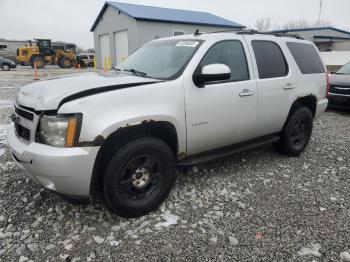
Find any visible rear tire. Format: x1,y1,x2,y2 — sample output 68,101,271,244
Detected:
103,137,177,218
273,106,313,157
58,57,72,68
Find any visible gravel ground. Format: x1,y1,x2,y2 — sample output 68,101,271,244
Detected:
1,67,350,262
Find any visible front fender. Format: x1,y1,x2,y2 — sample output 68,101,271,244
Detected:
58,79,187,154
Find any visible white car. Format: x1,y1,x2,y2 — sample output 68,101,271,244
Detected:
77,53,95,67
7,31,328,217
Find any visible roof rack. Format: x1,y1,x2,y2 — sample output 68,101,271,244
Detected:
193,28,241,36
237,29,304,39
193,28,304,40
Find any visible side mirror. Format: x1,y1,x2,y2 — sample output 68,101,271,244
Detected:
193,64,231,88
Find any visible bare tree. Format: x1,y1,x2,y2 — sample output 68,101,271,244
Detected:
282,19,310,30
279,19,332,30
313,19,332,27
255,18,272,32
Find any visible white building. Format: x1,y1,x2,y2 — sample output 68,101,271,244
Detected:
272,27,350,52
90,2,246,68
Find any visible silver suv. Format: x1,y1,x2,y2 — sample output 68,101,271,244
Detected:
7,31,328,217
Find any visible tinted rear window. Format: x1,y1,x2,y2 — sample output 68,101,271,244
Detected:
252,41,288,79
286,42,325,74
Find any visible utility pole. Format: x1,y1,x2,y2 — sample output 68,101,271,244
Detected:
318,0,323,24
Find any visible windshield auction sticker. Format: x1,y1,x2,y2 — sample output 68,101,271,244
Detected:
176,41,199,48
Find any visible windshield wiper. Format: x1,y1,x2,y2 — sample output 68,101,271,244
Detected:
123,68,148,78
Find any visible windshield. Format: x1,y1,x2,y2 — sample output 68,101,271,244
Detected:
115,39,202,80
336,62,350,74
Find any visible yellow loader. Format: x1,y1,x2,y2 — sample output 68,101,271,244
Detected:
17,39,76,69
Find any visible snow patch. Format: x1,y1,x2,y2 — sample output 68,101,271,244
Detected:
155,213,179,228
0,86,18,90
340,251,350,261
0,100,12,108
109,240,120,246
0,124,9,145
0,148,5,157
298,243,322,257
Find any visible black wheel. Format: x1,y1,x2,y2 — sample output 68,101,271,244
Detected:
59,57,72,68
30,56,45,68
103,137,177,218
274,106,313,156
1,64,10,71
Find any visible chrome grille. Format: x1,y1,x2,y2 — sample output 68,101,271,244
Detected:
13,104,38,142
15,122,30,141
15,106,34,121
329,85,350,96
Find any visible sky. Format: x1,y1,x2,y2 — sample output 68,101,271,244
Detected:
0,0,349,49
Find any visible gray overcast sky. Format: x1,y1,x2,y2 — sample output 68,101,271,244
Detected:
0,0,349,49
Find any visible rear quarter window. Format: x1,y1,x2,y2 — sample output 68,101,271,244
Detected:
286,42,325,74
252,41,288,79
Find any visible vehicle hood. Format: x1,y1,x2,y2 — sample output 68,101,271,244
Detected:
330,73,350,86
16,71,160,111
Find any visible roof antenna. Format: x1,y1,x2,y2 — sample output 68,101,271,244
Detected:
194,29,201,36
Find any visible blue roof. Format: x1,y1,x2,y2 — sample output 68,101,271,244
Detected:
313,35,350,41
91,2,245,31
272,27,350,36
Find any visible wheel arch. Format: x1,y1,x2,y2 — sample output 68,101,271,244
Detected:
292,95,317,117
281,94,317,132
89,120,179,197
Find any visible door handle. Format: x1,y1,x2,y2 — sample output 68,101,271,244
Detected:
239,89,255,97
284,83,295,90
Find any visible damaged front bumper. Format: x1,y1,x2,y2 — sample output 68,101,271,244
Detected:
6,124,99,197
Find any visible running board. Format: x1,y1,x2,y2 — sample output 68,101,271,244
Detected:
177,135,280,166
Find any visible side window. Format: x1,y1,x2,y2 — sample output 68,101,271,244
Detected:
252,41,288,79
286,42,325,74
198,40,250,82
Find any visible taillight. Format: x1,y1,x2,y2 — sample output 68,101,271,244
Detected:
325,73,330,97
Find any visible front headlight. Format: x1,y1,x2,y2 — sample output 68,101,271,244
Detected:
37,114,81,147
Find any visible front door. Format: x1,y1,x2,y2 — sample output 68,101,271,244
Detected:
184,40,258,155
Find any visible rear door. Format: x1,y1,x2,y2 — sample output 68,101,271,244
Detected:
245,37,297,136
184,39,258,155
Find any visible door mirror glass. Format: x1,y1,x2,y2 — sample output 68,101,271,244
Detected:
193,64,231,87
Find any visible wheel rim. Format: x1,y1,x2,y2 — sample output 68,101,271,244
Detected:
290,119,307,147
119,154,162,200
3,65,9,70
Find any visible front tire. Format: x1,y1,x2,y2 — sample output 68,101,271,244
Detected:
1,64,10,71
274,106,313,156
103,137,177,218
